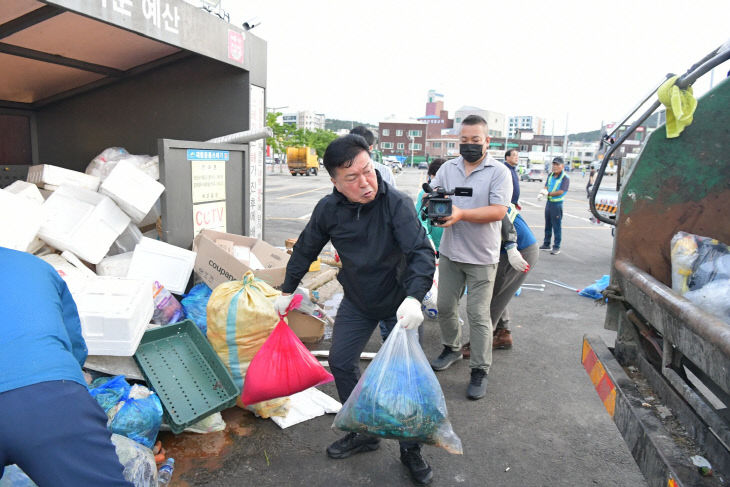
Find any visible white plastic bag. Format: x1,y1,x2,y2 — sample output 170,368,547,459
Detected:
684,279,730,324
421,265,438,319
86,148,159,182
111,433,157,487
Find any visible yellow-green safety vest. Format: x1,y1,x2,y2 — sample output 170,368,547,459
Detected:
547,172,566,202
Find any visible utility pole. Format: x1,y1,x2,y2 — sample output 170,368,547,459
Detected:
504,115,510,157
562,113,569,169
549,119,555,169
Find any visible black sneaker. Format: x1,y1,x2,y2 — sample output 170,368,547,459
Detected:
551,247,561,255
400,446,433,485
467,369,488,400
326,432,380,459
539,244,551,250
430,345,463,371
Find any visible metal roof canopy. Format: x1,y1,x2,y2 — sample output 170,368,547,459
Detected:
0,0,265,109
0,0,266,172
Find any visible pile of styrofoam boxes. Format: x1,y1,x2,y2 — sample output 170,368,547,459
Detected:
0,151,196,356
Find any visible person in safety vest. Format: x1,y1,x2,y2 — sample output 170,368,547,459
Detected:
538,157,570,255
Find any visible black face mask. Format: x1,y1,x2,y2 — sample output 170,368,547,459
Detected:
459,144,484,163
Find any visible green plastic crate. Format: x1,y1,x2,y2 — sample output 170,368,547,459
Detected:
134,320,239,434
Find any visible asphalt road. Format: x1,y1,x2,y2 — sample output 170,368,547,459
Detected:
175,165,647,487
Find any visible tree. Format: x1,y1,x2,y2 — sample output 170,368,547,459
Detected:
267,112,338,159
303,129,338,159
266,112,291,156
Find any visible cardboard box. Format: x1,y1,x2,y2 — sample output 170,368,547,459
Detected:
286,310,325,344
193,229,290,289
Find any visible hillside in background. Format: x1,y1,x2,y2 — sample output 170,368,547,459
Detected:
567,129,601,142
325,118,377,132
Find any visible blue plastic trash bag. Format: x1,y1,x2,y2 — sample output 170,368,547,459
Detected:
333,326,463,454
89,375,131,413
579,275,610,300
109,385,163,449
181,283,212,334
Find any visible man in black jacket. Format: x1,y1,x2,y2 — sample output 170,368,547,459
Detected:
275,134,436,485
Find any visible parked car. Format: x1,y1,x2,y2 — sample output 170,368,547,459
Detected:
417,161,429,170
520,168,544,182
389,161,403,174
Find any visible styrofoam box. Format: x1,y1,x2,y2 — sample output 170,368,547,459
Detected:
127,237,196,295
100,160,165,223
4,180,45,204
72,276,153,356
97,252,133,277
27,164,100,191
0,189,43,251
39,185,130,264
40,253,94,294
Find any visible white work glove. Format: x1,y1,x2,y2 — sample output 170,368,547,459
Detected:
396,297,424,330
537,188,548,201
274,293,295,316
507,246,530,273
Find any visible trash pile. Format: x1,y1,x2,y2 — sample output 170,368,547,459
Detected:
0,148,344,485
671,231,730,323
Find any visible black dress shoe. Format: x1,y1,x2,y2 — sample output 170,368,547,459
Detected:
326,432,380,459
400,446,433,485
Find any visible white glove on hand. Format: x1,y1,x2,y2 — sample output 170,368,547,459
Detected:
396,296,424,330
537,188,548,201
274,293,294,316
507,246,530,273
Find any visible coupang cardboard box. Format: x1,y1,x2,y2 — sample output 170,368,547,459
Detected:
193,229,290,290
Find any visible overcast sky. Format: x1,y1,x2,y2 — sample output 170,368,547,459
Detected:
220,0,728,134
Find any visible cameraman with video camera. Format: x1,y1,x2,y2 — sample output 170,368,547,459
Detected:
427,115,512,400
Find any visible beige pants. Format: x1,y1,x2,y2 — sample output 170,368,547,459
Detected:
437,256,497,372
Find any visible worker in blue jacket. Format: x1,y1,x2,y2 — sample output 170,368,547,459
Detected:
0,248,131,487
539,157,570,255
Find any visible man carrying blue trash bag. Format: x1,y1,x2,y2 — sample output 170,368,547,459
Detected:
276,134,461,485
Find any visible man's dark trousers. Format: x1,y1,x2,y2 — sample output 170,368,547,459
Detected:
543,201,563,248
329,297,418,449
0,381,132,486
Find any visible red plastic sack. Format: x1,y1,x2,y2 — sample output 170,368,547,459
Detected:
241,295,334,405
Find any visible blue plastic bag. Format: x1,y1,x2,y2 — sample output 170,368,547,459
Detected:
579,275,610,300
109,386,163,449
333,326,463,454
89,377,162,449
89,375,131,413
180,283,212,334
0,465,37,487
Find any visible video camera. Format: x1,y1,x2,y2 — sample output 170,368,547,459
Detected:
420,183,473,225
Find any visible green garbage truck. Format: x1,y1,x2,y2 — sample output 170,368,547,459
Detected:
583,40,730,487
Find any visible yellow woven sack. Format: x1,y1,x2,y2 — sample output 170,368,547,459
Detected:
207,272,290,417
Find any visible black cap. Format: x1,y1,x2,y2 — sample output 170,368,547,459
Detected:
552,157,564,165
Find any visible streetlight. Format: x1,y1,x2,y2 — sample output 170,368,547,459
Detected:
408,133,414,167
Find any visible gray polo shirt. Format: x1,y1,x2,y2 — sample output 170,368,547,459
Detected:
430,155,512,265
